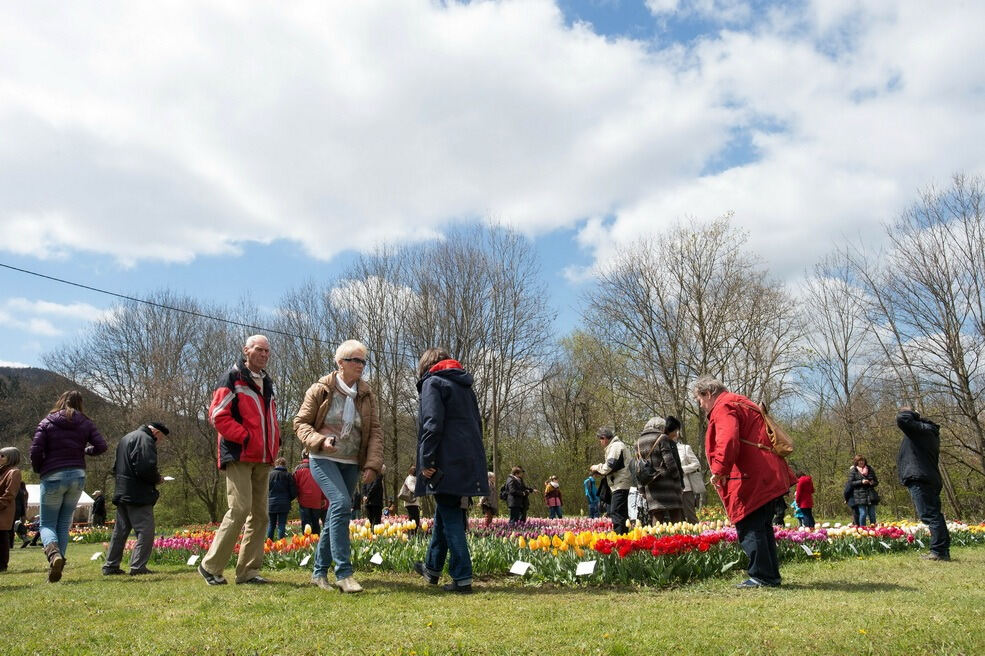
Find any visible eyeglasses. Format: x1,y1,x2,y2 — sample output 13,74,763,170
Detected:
342,358,367,366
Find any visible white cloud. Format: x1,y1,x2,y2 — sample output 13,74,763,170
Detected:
0,359,30,368
0,0,982,285
0,298,109,337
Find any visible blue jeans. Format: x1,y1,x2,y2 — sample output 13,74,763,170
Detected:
424,493,473,586
267,511,288,540
907,481,950,557
309,459,359,579
548,506,563,519
857,505,877,526
40,469,86,557
588,502,599,519
299,506,325,535
735,499,781,586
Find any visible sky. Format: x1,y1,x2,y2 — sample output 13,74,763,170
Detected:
1,0,984,369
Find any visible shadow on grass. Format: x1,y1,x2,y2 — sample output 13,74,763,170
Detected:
781,580,916,593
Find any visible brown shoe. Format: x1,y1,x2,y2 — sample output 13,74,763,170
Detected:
43,543,65,583
335,576,363,593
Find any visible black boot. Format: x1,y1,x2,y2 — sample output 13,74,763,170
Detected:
43,543,65,583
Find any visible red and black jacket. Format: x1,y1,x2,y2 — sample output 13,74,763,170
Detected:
209,359,280,469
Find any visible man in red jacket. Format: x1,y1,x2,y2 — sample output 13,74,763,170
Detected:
694,375,796,588
199,335,281,586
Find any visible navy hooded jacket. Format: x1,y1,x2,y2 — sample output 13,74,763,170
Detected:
414,360,490,499
896,410,942,487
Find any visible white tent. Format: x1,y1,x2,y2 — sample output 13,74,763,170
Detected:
25,484,95,524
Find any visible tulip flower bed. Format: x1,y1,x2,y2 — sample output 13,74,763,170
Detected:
124,517,985,587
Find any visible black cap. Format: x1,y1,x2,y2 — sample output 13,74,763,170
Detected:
147,422,170,436
665,415,681,434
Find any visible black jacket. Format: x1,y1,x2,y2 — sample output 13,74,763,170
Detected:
267,466,297,513
505,475,533,510
849,466,879,506
414,361,489,498
896,410,942,486
112,426,160,506
363,475,384,508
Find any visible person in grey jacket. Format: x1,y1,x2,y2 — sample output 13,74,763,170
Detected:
103,422,169,576
897,407,950,561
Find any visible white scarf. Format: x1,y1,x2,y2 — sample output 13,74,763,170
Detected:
335,375,358,439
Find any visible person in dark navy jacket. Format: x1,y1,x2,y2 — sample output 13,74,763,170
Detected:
412,348,488,594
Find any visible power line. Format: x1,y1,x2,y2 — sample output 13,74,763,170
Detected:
0,261,417,361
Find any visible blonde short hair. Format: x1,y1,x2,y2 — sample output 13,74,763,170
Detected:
335,340,368,366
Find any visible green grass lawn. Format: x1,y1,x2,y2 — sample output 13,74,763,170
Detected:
4,545,984,655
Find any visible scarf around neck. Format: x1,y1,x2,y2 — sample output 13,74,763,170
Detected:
335,375,358,439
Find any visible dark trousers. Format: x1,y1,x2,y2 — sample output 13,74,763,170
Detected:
267,511,288,539
299,506,326,535
105,503,155,572
0,529,10,570
610,489,630,535
407,505,421,533
508,506,527,525
649,508,684,525
366,505,383,527
681,492,699,523
735,499,782,586
907,481,951,557
798,507,815,529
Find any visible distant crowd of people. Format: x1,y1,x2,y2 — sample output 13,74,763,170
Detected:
0,337,953,590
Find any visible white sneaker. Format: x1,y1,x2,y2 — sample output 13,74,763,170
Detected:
335,576,363,593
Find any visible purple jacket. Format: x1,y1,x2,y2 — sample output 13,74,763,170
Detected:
30,411,108,476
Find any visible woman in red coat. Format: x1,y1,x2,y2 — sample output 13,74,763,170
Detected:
695,375,796,588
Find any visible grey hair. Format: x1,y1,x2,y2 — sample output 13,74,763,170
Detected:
335,339,369,366
245,335,269,349
642,416,666,434
0,446,20,468
693,374,727,397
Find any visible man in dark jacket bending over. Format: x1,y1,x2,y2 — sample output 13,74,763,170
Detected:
103,422,169,575
897,407,950,561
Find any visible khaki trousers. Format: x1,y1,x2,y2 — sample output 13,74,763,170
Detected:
201,461,271,583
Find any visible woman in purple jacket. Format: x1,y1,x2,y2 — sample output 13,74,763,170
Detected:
30,390,107,582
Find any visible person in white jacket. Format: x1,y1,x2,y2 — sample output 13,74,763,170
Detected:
675,429,705,523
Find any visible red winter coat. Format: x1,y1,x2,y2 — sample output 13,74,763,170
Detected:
704,391,796,523
294,459,328,510
209,360,280,469
795,475,814,509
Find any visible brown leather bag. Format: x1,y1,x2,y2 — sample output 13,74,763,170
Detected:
739,401,794,458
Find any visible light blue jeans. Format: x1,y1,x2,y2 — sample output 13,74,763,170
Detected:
40,468,86,556
309,459,359,580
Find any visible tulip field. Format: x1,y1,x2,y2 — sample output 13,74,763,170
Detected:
76,516,985,587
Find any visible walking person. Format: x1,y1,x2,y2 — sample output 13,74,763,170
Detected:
399,466,421,533
505,466,533,525
848,455,879,526
0,447,24,572
694,375,796,588
676,432,703,523
590,427,633,535
103,422,169,576
30,390,108,582
199,335,281,586
267,457,297,540
363,464,386,527
411,348,489,594
544,476,563,519
795,471,815,529
583,474,600,519
294,452,328,534
293,339,384,593
90,490,106,527
636,416,685,525
897,406,951,561
479,471,497,527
